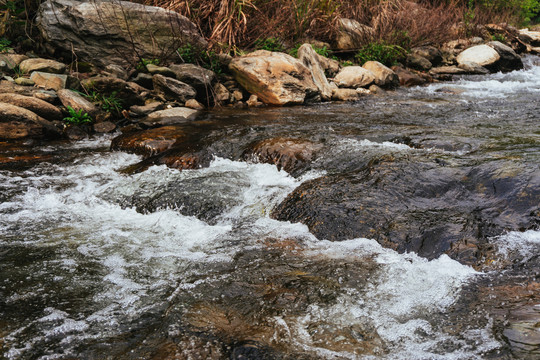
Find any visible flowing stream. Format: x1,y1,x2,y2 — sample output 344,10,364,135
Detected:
1,57,539,359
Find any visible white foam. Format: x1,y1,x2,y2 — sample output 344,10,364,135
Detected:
491,229,540,264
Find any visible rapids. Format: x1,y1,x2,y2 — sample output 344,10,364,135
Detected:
1,57,539,359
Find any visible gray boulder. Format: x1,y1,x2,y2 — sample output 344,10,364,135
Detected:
57,89,100,118
152,74,197,103
487,41,524,72
169,64,216,100
37,0,207,68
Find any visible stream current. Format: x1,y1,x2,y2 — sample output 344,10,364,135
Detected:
1,58,539,359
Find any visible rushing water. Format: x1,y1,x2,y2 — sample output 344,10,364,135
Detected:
1,58,539,359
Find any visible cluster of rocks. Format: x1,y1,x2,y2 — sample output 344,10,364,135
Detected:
2,0,540,144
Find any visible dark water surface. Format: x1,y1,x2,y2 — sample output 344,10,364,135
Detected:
1,58,539,359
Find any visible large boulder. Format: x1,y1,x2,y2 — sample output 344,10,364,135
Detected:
335,18,374,51
334,66,375,88
487,41,524,72
0,93,63,121
362,61,399,88
37,0,207,68
456,45,500,71
169,64,216,94
229,50,320,105
297,44,333,101
0,102,61,140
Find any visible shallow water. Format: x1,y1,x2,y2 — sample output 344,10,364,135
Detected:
1,58,539,359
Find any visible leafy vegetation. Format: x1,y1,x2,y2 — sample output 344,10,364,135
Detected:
355,42,406,67
177,44,225,74
63,106,92,125
136,58,160,71
85,91,123,116
0,37,12,52
254,37,285,52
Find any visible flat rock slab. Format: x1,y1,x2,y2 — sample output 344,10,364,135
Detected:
243,137,323,175
141,107,200,127
19,58,66,74
30,72,78,91
111,125,189,157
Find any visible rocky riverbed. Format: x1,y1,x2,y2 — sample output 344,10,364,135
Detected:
1,55,539,359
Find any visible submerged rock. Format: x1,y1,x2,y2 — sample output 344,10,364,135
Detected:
111,125,189,157
243,137,323,175
229,50,319,105
272,158,539,265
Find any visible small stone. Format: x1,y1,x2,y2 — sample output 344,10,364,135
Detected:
246,94,263,107
33,90,58,103
356,88,371,95
368,84,385,95
185,99,204,110
362,61,399,88
14,77,35,86
232,90,243,102
93,121,116,133
334,66,375,88
141,107,200,127
104,64,128,80
130,102,165,116
332,88,360,101
146,64,176,78
214,83,230,102
152,74,196,103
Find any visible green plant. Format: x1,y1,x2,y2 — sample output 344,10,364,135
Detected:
355,42,406,67
136,58,160,71
254,37,285,52
0,37,12,53
491,33,507,42
176,44,225,74
85,91,123,115
63,106,92,125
